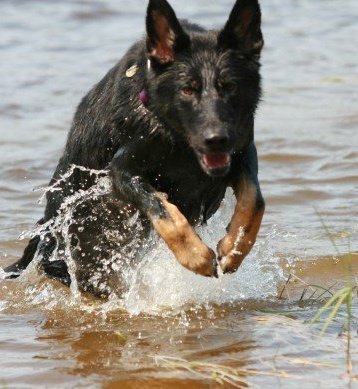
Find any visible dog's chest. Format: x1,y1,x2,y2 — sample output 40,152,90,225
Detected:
148,156,228,224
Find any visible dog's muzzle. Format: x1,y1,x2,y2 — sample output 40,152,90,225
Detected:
198,152,232,177
196,131,232,177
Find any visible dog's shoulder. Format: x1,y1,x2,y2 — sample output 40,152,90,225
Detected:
62,38,155,166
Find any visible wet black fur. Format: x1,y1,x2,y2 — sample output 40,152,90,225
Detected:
6,0,265,297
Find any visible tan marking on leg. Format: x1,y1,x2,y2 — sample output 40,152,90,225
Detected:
150,194,217,277
217,179,265,274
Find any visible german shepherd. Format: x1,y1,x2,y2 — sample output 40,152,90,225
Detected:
6,0,265,297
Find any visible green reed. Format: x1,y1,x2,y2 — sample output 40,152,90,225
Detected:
309,211,357,380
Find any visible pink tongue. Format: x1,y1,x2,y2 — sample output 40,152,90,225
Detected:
203,153,229,169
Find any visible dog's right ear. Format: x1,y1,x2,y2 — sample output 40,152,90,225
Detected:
146,0,190,65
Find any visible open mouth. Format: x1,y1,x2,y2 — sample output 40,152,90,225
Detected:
199,152,232,176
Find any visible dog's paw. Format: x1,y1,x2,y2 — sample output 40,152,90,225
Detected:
217,235,244,274
188,245,218,278
217,234,234,259
218,253,242,274
168,222,218,278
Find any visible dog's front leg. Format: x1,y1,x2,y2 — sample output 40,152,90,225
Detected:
149,193,217,277
217,144,265,274
110,153,217,278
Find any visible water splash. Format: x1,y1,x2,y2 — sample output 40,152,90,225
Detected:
0,267,7,281
123,197,285,315
20,165,113,303
6,166,285,315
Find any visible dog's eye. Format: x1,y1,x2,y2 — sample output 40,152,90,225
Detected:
217,80,237,96
181,81,200,97
182,87,195,96
222,83,237,94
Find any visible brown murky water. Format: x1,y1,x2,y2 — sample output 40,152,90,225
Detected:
0,0,357,388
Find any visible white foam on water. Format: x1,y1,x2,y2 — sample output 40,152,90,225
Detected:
0,268,7,281
122,198,284,315
123,247,282,316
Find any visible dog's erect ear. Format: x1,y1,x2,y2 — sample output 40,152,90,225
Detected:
218,0,263,56
146,0,190,65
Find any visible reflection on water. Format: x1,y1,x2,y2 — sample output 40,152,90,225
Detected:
0,0,357,387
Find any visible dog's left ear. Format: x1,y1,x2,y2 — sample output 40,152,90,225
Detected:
218,0,263,57
146,0,190,65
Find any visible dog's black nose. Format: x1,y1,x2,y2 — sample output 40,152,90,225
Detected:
205,134,230,150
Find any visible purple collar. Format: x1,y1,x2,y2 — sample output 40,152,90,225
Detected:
126,62,150,107
139,89,150,107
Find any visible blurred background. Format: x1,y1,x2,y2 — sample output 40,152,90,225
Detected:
0,1,357,387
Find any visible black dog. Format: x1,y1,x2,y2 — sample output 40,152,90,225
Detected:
6,0,265,297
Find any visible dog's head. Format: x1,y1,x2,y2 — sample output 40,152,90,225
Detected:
146,0,263,177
